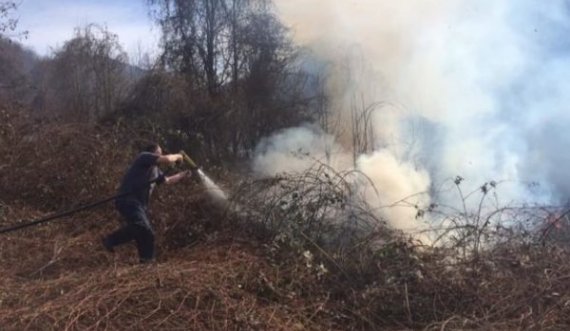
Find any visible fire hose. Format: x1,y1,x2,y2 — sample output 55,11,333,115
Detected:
0,151,200,234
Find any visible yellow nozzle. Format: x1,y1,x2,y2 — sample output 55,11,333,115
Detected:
180,150,198,169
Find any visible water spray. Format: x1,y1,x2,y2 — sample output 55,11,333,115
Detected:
180,150,229,205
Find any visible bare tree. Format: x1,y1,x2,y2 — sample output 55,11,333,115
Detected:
0,37,37,104
147,0,314,161
49,24,128,122
351,98,379,164
150,0,225,95
0,1,18,35
0,1,27,39
0,1,29,98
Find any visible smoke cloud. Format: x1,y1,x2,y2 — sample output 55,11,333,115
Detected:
253,0,570,232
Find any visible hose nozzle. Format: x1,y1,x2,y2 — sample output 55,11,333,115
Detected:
180,150,198,169
180,150,202,183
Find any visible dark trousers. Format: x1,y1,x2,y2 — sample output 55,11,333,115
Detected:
105,202,155,261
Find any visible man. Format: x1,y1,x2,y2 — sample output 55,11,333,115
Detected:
102,143,190,263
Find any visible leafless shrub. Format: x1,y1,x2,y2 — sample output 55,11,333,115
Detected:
226,159,570,330
396,177,570,261
232,162,392,246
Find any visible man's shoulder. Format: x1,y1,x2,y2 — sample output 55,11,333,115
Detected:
137,151,158,158
134,152,160,166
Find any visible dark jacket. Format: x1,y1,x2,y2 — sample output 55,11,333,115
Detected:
115,152,165,209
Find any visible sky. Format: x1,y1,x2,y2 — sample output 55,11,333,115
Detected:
13,0,160,58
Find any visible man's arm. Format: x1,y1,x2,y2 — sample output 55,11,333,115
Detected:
157,153,183,166
164,171,192,185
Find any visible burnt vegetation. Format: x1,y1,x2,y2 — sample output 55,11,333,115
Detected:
1,1,570,330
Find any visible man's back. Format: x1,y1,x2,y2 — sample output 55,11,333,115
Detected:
116,152,163,208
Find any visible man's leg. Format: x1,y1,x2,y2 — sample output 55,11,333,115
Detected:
102,203,141,253
133,224,155,263
128,207,155,263
103,224,136,251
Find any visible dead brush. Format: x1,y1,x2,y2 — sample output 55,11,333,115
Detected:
228,163,421,295
376,179,570,330
0,238,335,331
409,177,569,261
230,162,397,266
229,165,570,330
4,105,570,329
0,115,127,210
0,108,341,330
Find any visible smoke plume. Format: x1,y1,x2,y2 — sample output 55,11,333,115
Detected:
254,0,570,232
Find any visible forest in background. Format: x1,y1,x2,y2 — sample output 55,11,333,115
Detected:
1,0,324,166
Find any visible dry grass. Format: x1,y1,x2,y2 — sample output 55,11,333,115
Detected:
3,106,570,330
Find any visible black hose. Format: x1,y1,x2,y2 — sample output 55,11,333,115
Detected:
0,178,160,235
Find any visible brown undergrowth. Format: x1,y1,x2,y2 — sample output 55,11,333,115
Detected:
2,106,570,330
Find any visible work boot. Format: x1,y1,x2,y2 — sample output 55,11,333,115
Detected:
101,237,115,253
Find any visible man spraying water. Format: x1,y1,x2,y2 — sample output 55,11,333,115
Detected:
102,143,191,263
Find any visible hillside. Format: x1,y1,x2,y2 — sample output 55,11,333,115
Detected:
0,106,336,330
1,232,330,330
2,105,570,331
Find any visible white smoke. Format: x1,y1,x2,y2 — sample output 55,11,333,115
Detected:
253,125,352,176
356,150,431,230
254,126,431,232
253,1,570,233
